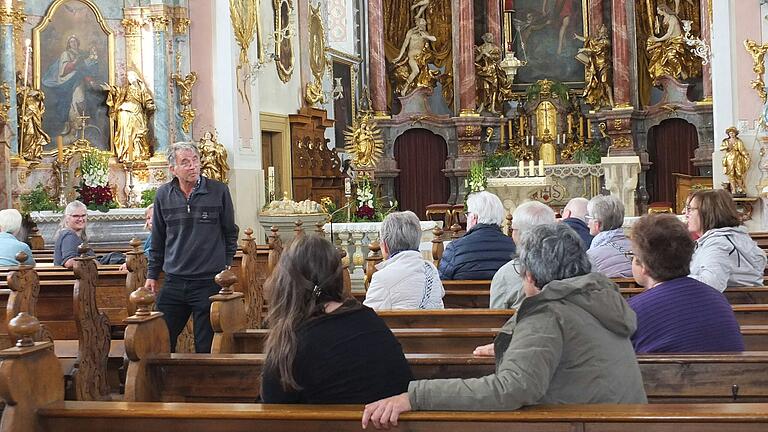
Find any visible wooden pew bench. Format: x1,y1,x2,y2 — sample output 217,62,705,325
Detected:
26,402,768,432
377,309,514,328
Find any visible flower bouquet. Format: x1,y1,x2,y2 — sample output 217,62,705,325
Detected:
76,151,117,212
352,177,397,222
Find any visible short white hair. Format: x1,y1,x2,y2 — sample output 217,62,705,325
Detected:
587,194,625,231
379,211,421,252
564,197,589,221
466,191,506,226
0,208,22,234
511,201,556,232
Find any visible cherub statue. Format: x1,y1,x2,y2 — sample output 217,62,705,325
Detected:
198,130,230,184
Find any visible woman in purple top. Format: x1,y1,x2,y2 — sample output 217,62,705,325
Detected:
628,214,744,353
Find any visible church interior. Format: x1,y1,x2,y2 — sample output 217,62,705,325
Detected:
3,0,768,430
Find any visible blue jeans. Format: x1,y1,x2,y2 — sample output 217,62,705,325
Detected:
156,274,220,353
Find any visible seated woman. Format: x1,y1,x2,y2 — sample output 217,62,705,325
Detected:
0,208,35,266
54,200,94,268
362,224,646,428
261,234,413,404
628,214,743,353
364,211,444,310
687,189,766,291
586,194,632,277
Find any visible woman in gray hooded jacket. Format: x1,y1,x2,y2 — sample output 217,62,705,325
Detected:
362,223,647,429
687,189,766,292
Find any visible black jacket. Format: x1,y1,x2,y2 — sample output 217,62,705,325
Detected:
148,176,239,280
562,217,593,250
438,223,516,280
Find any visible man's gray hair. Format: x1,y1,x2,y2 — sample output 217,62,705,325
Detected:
511,201,555,232
0,208,22,233
564,197,589,222
519,223,591,288
167,141,200,167
466,191,506,226
380,211,421,252
587,194,624,231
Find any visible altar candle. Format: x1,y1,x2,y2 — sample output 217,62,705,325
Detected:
507,119,513,138
567,115,573,131
57,136,63,163
528,160,535,177
267,166,275,198
23,39,30,88
562,133,567,144
556,134,561,145
587,119,592,139
539,159,544,176
579,118,584,138
518,115,523,133
344,177,352,195
518,160,525,177
500,122,505,143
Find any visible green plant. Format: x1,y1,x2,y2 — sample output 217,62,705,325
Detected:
525,80,570,103
574,140,603,164
484,151,517,173
140,188,157,207
466,161,487,193
19,183,59,215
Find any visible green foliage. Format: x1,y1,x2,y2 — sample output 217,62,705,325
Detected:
574,140,603,164
19,183,59,215
140,188,157,208
525,80,570,103
484,152,517,173
466,161,487,193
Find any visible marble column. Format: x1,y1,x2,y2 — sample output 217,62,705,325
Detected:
0,5,18,155
699,0,712,101
458,0,477,115
172,13,191,143
367,0,387,117
121,13,143,72
611,0,631,108
588,0,604,36
487,0,501,45
149,12,171,159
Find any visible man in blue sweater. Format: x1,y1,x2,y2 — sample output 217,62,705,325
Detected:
146,142,239,353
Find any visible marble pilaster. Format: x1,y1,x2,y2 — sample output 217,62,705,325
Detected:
1,120,10,208
172,9,191,143
487,0,501,45
0,7,18,155
699,0,712,101
367,0,387,116
121,11,143,72
457,0,477,114
149,11,171,159
611,0,631,108
587,0,604,36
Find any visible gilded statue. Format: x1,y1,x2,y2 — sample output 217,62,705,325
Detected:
411,0,430,18
172,71,198,133
344,112,384,169
392,18,438,96
102,71,155,163
574,25,614,109
720,127,750,197
199,130,230,183
645,4,697,83
17,86,50,162
474,33,510,114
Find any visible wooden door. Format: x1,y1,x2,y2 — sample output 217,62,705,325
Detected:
394,129,450,219
646,118,699,206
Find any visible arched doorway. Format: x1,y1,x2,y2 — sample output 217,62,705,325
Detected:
394,128,450,218
646,118,699,205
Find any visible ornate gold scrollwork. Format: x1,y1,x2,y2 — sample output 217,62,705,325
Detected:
305,3,326,106
0,81,10,123
171,67,197,134
344,112,384,170
121,18,142,36
273,0,294,83
230,0,263,107
173,17,190,34
744,39,768,104
147,15,171,32
612,136,632,148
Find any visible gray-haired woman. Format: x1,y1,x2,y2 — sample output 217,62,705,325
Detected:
54,200,94,268
586,194,632,277
364,211,444,310
362,223,646,428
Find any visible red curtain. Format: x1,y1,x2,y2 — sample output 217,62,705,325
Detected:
394,129,450,218
646,118,698,205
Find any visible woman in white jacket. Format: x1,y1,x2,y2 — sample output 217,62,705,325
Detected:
364,211,444,310
687,189,766,292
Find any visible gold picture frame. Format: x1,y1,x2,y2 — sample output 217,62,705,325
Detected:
33,0,115,153
273,0,294,83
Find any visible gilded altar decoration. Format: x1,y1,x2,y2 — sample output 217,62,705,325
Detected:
574,25,613,109
645,4,698,83
744,39,768,105
102,70,155,163
171,68,197,134
0,81,10,123
273,0,295,83
474,33,512,114
344,112,384,170
199,130,230,184
392,17,439,96
538,129,557,165
721,127,750,197
229,0,263,106
305,3,327,106
17,86,50,162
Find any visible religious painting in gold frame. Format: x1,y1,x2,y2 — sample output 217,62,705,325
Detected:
273,0,294,83
510,0,588,89
33,0,115,153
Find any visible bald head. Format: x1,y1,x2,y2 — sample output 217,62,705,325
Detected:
563,197,589,221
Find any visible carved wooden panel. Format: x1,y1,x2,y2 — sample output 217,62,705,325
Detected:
72,252,111,401
240,229,265,329
6,265,53,347
124,239,148,317
289,107,344,203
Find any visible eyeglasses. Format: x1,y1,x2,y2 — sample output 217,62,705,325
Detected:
68,214,87,219
623,251,635,262
685,206,699,213
584,215,594,222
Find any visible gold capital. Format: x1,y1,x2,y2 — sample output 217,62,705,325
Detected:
148,15,171,32
173,17,190,34
122,18,142,36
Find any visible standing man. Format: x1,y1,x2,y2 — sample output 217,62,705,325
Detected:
146,142,239,353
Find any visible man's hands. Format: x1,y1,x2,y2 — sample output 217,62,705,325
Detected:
144,278,158,294
361,392,411,430
473,343,495,357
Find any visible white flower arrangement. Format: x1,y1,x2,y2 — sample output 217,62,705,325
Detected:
80,151,110,187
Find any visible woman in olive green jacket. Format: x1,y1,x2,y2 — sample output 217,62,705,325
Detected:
363,223,647,429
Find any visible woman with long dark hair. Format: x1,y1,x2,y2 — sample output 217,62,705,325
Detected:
261,235,412,404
